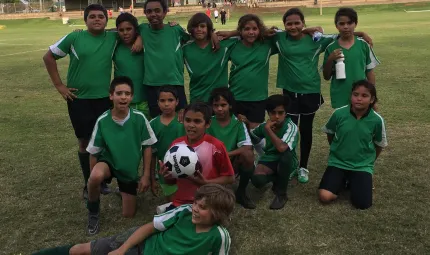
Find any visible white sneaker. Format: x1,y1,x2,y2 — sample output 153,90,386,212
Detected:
156,202,172,214
298,167,309,183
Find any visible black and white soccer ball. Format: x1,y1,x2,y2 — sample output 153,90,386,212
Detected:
163,144,201,178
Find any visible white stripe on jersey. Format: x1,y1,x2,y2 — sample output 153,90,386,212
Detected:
70,45,79,60
86,111,109,154
373,111,388,147
357,37,380,70
49,35,68,57
184,58,193,74
133,110,158,146
153,204,192,231
217,226,231,255
236,118,252,148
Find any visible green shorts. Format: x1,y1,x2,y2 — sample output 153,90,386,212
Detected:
130,101,150,120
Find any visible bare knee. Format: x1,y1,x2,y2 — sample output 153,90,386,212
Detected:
88,168,107,185
319,189,337,203
239,149,254,168
69,243,90,255
78,139,89,153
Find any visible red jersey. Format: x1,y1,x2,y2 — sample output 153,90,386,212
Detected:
170,134,234,206
205,9,211,18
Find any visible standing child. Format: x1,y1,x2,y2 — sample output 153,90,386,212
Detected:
85,77,157,235
323,7,380,109
250,95,299,210
319,80,387,209
220,8,227,25
207,88,255,209
214,8,219,23
205,7,211,18
159,102,235,212
183,13,238,103
113,12,150,119
43,4,118,199
34,184,234,255
149,86,185,201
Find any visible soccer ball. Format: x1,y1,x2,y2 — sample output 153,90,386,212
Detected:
163,144,201,178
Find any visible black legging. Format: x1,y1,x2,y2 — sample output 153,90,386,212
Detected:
289,113,315,169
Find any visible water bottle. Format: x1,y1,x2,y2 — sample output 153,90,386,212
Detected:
335,53,346,79
312,32,323,42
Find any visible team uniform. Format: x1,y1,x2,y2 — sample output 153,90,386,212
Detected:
49,30,117,139
170,134,235,207
207,115,252,152
90,204,231,255
139,24,190,117
229,39,278,123
320,105,387,208
150,115,185,196
113,42,150,119
86,108,157,195
250,119,299,195
323,36,380,108
183,38,238,103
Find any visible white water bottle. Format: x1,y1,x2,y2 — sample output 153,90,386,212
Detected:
335,54,346,80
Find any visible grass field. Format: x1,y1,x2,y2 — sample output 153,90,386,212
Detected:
1,3,430,254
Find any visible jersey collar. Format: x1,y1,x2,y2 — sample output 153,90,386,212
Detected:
349,105,372,119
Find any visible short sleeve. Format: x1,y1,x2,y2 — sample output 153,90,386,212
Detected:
281,121,298,150
175,25,191,43
86,119,105,154
49,32,77,59
214,142,235,176
237,122,252,148
374,114,388,148
363,40,380,70
318,34,337,50
149,118,159,154
322,111,338,134
135,111,157,146
323,47,331,67
212,226,231,255
266,31,281,55
220,37,239,48
250,123,265,142
153,204,192,231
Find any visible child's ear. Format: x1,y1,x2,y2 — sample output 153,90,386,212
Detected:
205,120,211,129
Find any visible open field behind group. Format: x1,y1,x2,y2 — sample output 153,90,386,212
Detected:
1,3,430,254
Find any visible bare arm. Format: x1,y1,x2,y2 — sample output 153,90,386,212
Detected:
265,122,289,153
228,145,252,158
138,146,152,193
375,145,383,159
43,50,77,100
366,69,376,85
327,134,334,145
108,222,156,255
323,49,343,81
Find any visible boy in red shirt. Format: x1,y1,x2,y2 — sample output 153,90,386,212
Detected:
159,102,235,212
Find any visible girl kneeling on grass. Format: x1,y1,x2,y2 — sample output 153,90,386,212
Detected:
319,80,387,209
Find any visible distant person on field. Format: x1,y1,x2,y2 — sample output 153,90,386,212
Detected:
43,4,137,200
220,8,227,25
323,7,380,109
214,8,219,23
319,80,387,209
33,184,234,255
205,7,211,18
119,6,124,13
85,77,156,235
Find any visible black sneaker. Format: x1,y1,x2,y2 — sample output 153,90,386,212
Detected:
100,182,111,195
82,186,88,200
269,195,288,210
236,191,256,209
87,211,100,235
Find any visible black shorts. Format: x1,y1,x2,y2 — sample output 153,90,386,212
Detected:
236,100,266,123
319,166,373,209
283,90,324,115
258,160,279,172
145,85,188,118
67,97,111,140
100,160,138,196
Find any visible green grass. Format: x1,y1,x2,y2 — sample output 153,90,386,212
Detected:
1,3,430,254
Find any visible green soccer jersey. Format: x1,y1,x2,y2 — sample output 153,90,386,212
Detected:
150,114,185,161
324,36,380,108
229,39,278,101
322,105,387,174
139,24,190,86
250,118,298,162
207,115,252,152
113,42,147,103
275,32,337,94
144,204,231,255
49,30,117,99
183,38,238,102
86,109,157,182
